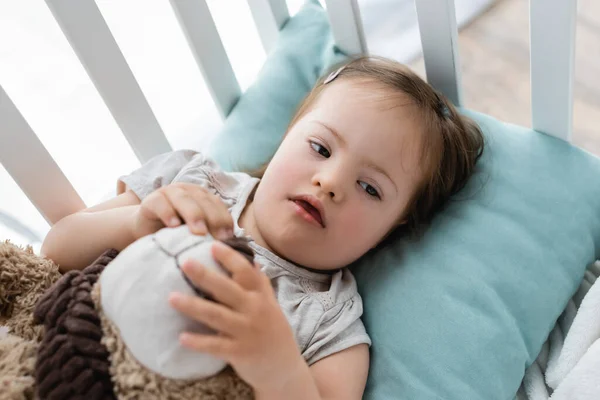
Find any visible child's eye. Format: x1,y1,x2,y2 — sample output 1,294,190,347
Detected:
310,141,331,158
359,181,381,199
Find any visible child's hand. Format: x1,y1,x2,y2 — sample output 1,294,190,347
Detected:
168,241,305,393
132,182,234,240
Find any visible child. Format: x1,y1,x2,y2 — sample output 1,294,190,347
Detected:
41,56,484,399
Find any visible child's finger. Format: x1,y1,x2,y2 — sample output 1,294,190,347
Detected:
142,191,181,228
178,332,234,360
211,241,262,291
191,191,233,240
169,292,245,336
162,187,208,235
205,192,234,239
181,258,246,310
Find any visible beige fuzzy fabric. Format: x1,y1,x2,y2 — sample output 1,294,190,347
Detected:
0,333,38,400
0,241,61,342
0,240,61,400
91,283,254,400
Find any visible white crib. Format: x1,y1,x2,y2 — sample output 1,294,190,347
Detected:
0,0,577,229
1,1,595,399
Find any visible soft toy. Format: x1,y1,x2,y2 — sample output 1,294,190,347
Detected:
0,229,256,400
99,226,252,381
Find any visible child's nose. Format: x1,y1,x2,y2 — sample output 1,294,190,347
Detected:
312,170,346,202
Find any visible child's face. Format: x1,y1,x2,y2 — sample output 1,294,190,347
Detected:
252,80,424,270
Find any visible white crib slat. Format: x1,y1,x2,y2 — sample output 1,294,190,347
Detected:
415,0,463,106
324,0,368,55
530,0,576,142
247,0,289,53
170,0,241,118
0,86,86,225
45,0,172,164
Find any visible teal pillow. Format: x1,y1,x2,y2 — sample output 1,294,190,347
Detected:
206,1,600,398
350,109,600,399
207,0,347,171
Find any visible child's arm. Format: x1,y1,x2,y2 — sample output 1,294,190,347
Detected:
309,344,369,400
40,190,141,272
255,344,369,400
42,181,234,273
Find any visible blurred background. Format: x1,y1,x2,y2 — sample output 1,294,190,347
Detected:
1,0,598,251
410,0,600,157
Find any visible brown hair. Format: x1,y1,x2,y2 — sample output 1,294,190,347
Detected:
246,56,484,244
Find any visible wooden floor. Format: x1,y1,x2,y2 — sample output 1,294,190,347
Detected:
409,0,600,156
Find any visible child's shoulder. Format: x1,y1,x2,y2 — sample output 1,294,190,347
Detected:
163,151,256,210
120,149,255,202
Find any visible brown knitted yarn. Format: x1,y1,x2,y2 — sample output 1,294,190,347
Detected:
33,249,119,400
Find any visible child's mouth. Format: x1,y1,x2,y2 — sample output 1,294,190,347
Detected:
291,199,325,228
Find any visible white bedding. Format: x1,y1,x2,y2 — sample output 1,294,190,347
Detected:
516,261,600,400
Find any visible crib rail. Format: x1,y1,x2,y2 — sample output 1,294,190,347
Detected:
0,86,85,225
530,0,576,141
415,0,463,107
0,0,579,229
324,0,367,55
415,0,577,141
45,0,172,164
248,0,290,53
169,0,242,119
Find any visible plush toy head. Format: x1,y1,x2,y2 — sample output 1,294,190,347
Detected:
100,226,254,380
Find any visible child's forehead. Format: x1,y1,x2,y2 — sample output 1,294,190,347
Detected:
313,79,417,117
309,80,422,134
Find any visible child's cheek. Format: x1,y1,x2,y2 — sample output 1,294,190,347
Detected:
268,144,301,178
334,209,380,259
275,159,304,183
277,148,309,181
338,206,369,235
